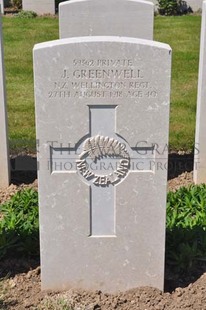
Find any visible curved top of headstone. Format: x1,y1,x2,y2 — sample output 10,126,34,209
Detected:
34,35,170,53
59,0,154,40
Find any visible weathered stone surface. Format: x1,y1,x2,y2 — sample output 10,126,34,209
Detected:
34,36,171,293
0,14,10,188
59,0,154,39
22,0,55,15
194,0,206,184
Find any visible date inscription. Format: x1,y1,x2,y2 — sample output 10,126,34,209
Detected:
48,58,158,100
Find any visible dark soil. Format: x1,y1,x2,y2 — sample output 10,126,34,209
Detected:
1,152,205,310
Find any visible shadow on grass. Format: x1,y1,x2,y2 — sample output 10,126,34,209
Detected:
10,155,37,185
168,153,193,180
164,226,206,292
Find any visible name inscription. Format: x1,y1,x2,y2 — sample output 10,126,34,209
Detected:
48,58,158,100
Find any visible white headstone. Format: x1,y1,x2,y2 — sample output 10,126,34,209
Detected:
59,0,154,39
0,1,4,14
187,0,205,11
0,14,9,188
194,0,206,184
22,0,55,15
34,36,171,292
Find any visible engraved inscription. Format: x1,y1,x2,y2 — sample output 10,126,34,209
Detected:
76,135,130,186
73,59,134,67
62,68,143,79
48,58,158,100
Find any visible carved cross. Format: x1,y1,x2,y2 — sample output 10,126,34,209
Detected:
50,105,155,237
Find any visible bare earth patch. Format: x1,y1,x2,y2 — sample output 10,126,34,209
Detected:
1,262,206,310
168,171,193,191
0,180,38,205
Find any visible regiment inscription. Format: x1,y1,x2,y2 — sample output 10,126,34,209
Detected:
48,58,158,100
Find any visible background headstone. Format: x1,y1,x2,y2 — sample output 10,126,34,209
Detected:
186,0,205,11
0,14,10,188
59,0,154,39
194,0,206,184
0,1,4,14
22,0,55,15
34,36,171,292
142,0,201,12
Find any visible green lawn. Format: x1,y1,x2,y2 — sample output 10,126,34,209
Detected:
3,16,59,152
2,15,201,152
155,15,201,150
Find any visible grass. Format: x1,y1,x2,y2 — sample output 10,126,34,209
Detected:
0,188,39,259
3,16,59,152
154,15,201,150
166,184,206,274
2,14,201,152
38,295,73,310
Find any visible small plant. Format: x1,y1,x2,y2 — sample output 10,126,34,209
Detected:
38,295,73,310
157,0,191,15
0,188,39,259
167,184,206,229
166,185,206,274
15,10,37,18
158,0,179,15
